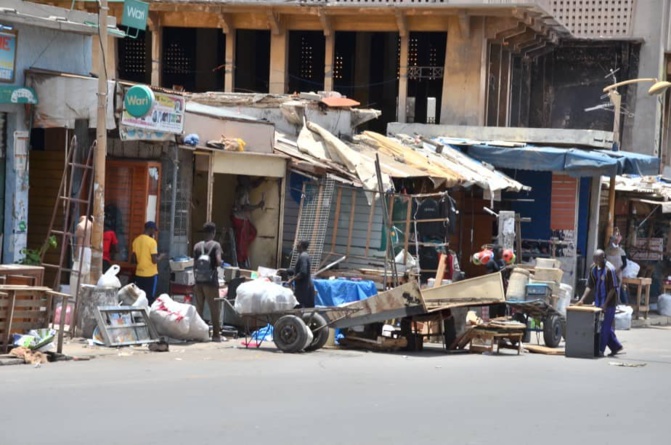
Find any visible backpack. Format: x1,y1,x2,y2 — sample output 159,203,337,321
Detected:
195,242,216,284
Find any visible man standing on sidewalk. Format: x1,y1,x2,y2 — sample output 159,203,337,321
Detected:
577,249,623,357
131,221,165,305
193,222,224,342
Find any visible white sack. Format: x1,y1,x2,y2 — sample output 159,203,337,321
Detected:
614,305,633,331
150,294,209,341
658,294,671,316
234,279,298,315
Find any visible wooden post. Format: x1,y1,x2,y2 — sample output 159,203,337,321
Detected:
90,0,109,283
605,90,622,246
276,176,286,269
346,189,357,256
330,187,342,253
365,191,377,256
403,195,412,262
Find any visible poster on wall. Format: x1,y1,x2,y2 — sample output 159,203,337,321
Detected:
121,91,185,134
0,31,17,83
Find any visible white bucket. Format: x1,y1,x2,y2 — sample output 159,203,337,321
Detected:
506,268,530,300
556,283,573,317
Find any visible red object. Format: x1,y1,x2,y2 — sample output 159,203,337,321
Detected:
103,230,118,262
231,216,257,265
320,97,361,108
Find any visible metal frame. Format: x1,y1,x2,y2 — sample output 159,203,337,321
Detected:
94,306,160,347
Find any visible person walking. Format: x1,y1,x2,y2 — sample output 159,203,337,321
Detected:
131,221,165,305
193,222,224,342
577,249,624,357
290,240,315,308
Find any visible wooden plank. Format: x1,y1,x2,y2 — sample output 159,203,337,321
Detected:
422,273,505,309
524,344,565,355
325,281,425,329
365,194,376,256
346,189,357,256
330,187,343,253
433,254,447,286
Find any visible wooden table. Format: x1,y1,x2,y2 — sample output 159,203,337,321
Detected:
0,265,44,287
622,277,652,320
663,283,671,295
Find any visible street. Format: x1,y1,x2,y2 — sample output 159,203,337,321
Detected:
1,328,670,445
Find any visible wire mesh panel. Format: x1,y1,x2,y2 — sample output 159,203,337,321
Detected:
290,178,335,273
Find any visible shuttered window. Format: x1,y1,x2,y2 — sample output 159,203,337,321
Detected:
551,173,577,230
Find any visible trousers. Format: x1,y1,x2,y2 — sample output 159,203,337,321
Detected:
600,306,622,354
134,275,158,305
194,284,221,339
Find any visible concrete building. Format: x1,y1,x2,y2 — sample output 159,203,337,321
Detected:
0,1,118,263
38,0,671,161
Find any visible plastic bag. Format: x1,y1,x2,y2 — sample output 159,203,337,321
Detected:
622,259,640,279
234,279,298,314
658,294,671,316
614,305,634,330
97,264,122,288
149,294,209,341
118,283,149,309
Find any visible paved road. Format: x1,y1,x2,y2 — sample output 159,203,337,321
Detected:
2,328,670,445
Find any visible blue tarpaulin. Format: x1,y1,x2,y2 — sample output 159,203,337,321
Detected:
463,144,659,177
314,279,377,307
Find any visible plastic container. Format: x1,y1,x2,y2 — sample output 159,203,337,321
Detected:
170,258,194,272
535,258,561,269
507,268,530,300
556,283,573,317
525,283,552,302
533,267,563,284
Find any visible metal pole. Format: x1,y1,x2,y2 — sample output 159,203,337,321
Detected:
604,90,621,247
90,0,109,282
169,144,179,255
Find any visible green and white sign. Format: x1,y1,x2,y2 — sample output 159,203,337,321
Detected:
124,85,154,117
0,86,38,104
121,0,149,31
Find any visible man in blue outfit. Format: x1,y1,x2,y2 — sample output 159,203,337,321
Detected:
577,249,624,357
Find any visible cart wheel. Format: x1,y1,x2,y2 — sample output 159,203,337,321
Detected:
273,315,310,353
543,314,563,348
303,313,329,352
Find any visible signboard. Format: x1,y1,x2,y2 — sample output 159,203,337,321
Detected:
121,0,149,31
121,89,185,134
630,238,664,262
0,86,38,104
0,31,17,83
124,85,154,117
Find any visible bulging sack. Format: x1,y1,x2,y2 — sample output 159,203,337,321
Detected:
658,294,671,316
234,279,298,314
97,264,122,288
149,294,209,341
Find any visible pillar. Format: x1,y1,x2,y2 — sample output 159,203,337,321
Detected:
269,31,288,94
397,33,409,123
324,33,335,92
224,29,236,93
150,24,162,87
354,32,371,105
440,16,486,125
3,114,29,263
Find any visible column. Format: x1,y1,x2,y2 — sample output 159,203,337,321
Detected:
150,24,162,87
354,32,371,105
440,16,486,125
224,29,236,92
324,33,335,92
397,33,409,123
269,31,288,94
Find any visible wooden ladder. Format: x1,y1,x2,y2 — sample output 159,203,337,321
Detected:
41,137,95,339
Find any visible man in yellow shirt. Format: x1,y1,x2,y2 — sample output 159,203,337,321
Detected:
131,221,165,305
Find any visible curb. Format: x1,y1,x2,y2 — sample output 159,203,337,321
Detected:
631,316,671,329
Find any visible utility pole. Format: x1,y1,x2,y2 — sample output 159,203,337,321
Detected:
90,0,109,282
604,89,621,247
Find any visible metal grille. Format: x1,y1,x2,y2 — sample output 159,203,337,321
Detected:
408,66,444,80
118,30,148,83
300,36,314,79
549,0,635,37
164,40,195,75
290,178,335,273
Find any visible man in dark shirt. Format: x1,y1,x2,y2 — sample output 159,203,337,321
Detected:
193,222,224,342
487,245,509,318
291,240,315,308
578,249,623,357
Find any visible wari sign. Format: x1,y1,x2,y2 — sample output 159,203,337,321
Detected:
121,88,185,134
121,0,149,31
0,86,37,104
0,31,17,83
124,85,154,117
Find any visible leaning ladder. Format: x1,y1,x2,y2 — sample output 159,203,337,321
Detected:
41,137,95,343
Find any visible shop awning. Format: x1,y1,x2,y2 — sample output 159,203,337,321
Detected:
598,150,660,176
463,144,629,177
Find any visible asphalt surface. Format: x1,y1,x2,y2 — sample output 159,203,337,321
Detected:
1,327,670,445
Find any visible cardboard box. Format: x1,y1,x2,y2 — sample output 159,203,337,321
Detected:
174,269,195,286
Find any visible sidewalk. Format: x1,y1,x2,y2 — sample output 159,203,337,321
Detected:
631,312,671,328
